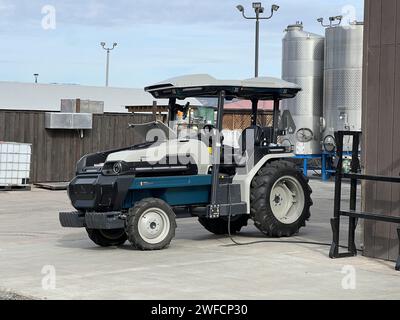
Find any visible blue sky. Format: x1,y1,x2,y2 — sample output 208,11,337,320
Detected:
0,0,364,88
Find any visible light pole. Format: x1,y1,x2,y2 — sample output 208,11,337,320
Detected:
100,42,117,87
236,2,279,77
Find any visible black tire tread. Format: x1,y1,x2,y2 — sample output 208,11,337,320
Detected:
250,160,313,237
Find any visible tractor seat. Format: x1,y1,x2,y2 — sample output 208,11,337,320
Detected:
240,125,264,154
218,125,264,172
240,126,278,164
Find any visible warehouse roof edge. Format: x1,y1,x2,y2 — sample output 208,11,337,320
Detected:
0,81,201,113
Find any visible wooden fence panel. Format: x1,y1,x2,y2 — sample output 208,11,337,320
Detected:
0,110,152,183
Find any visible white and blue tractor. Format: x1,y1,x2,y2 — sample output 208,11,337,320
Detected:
60,74,313,250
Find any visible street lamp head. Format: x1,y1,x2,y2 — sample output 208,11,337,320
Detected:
113,42,118,47
236,5,244,12
271,4,279,11
318,16,343,27
100,42,106,47
252,2,262,9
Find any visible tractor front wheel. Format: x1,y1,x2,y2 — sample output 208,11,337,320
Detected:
126,198,177,250
250,160,312,237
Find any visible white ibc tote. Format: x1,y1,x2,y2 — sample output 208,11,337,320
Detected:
0,142,32,187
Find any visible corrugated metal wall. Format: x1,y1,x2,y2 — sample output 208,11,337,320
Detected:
362,0,400,261
0,110,153,183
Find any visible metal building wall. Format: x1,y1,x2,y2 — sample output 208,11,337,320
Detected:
324,23,364,145
362,0,400,261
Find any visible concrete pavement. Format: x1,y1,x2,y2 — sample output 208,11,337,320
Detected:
0,180,399,300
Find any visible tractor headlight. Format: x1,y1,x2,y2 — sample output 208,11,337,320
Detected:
113,162,123,175
102,161,130,176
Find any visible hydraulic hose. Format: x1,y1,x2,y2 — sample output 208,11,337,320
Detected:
227,211,362,252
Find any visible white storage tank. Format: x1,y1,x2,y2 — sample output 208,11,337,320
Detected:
0,142,32,188
322,22,364,151
282,22,325,155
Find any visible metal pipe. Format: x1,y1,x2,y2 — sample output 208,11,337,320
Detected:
251,99,258,125
236,3,279,78
348,132,360,255
209,90,226,217
168,98,177,123
100,42,117,87
105,49,110,87
255,15,260,77
329,131,344,258
215,90,225,131
333,131,344,220
272,98,280,143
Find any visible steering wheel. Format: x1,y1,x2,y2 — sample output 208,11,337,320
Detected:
199,124,225,147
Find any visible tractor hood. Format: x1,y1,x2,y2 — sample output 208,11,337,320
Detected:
106,139,211,175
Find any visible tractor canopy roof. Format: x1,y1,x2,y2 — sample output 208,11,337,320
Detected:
145,74,301,101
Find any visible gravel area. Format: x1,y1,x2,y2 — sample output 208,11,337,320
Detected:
0,289,34,300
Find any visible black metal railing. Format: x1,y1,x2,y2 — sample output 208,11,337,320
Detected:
329,131,400,271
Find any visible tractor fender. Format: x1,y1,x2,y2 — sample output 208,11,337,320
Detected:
232,153,295,213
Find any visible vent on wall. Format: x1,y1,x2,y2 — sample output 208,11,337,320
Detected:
61,99,104,114
45,113,93,130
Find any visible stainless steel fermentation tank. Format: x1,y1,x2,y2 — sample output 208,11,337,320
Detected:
322,22,364,151
282,23,325,155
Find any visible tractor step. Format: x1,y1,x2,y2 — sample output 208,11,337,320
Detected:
207,202,247,218
59,211,125,230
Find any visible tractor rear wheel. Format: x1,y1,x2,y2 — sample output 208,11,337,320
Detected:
126,198,177,250
86,228,127,247
250,160,312,237
199,215,249,235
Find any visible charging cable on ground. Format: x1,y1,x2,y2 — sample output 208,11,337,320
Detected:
227,211,362,252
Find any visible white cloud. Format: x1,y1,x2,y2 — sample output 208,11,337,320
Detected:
0,0,364,30
0,0,14,13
